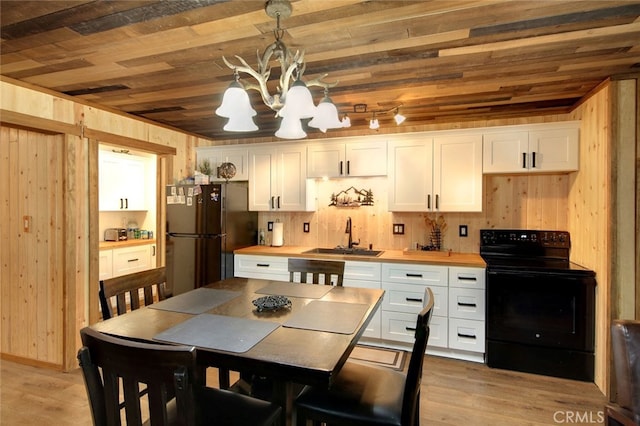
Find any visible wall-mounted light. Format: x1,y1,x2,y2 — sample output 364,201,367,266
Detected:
394,107,406,125
369,113,380,130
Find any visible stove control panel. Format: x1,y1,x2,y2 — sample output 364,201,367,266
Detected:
481,230,571,248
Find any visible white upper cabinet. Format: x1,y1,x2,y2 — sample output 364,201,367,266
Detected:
433,134,483,212
387,137,433,211
99,150,148,211
307,139,387,178
483,122,579,173
388,134,482,212
249,144,311,211
196,146,249,181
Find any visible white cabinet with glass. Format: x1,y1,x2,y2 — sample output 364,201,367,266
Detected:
307,139,387,178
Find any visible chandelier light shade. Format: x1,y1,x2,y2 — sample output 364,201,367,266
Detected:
308,92,343,132
215,80,258,132
217,0,338,139
276,114,307,139
278,79,317,119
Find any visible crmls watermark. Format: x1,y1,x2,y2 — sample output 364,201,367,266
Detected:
553,411,604,424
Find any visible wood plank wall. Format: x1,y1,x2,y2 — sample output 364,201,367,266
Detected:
0,127,65,367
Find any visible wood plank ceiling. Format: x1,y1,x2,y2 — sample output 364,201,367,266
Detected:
2,0,640,141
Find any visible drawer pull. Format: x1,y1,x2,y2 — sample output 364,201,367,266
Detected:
406,273,423,278
256,263,270,267
458,333,476,339
127,258,139,262
458,302,477,308
405,326,416,332
406,297,423,303
458,276,477,281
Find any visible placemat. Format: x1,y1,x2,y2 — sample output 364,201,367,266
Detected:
148,288,240,314
283,301,369,334
153,314,279,353
255,281,333,299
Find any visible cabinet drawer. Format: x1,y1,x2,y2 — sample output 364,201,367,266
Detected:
382,263,447,286
112,246,151,277
449,266,485,289
382,283,447,316
448,318,485,353
381,311,447,348
344,261,382,282
234,255,289,280
448,288,485,320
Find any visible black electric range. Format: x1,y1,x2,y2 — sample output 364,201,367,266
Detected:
480,229,596,382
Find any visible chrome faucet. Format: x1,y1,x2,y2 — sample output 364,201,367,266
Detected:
345,217,360,249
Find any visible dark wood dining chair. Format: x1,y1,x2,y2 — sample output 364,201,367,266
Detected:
605,319,640,426
77,327,282,426
294,287,434,426
99,266,170,320
288,258,345,286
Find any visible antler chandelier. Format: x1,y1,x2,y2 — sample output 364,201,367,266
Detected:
215,0,347,139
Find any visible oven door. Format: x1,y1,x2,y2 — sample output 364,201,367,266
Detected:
486,269,595,352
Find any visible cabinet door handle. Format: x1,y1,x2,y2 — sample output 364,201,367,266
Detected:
458,333,476,339
127,258,139,262
346,160,350,175
522,152,527,168
339,161,343,175
405,326,417,332
406,297,423,303
435,194,439,210
256,263,270,267
427,194,431,209
271,196,275,209
120,198,124,209
458,276,477,281
125,198,128,209
277,196,281,209
458,302,477,308
532,151,537,168
406,273,423,278
152,246,156,256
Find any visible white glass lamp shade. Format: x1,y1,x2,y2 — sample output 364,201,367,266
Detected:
369,118,380,130
279,79,316,119
394,112,406,125
308,96,343,132
215,81,258,132
275,114,307,139
341,115,351,128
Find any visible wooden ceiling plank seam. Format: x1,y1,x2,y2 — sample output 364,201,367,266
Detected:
440,21,640,57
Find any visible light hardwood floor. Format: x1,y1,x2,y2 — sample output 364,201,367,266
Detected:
0,355,607,425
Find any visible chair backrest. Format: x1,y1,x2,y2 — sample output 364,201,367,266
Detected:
611,319,640,423
401,287,434,426
288,258,345,286
99,266,169,320
78,327,200,426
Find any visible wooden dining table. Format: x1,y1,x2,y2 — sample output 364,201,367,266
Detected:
90,277,384,426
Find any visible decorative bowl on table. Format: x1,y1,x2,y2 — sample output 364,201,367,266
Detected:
252,295,292,312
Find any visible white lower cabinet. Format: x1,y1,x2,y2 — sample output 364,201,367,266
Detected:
99,244,155,280
343,261,382,339
234,254,289,281
447,266,486,354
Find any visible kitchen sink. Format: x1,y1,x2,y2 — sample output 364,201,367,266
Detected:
303,247,384,257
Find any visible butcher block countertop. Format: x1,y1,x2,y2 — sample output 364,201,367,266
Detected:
235,245,486,268
99,239,157,250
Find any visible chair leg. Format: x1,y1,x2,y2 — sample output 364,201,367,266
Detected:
218,368,230,389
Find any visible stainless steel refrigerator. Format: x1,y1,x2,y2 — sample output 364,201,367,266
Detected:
165,182,257,296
